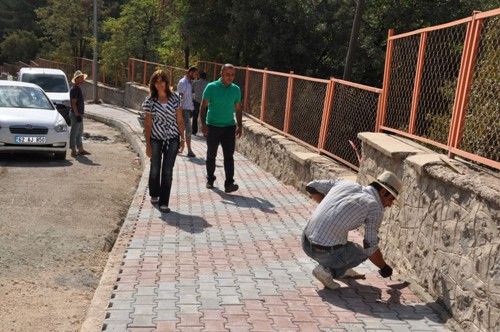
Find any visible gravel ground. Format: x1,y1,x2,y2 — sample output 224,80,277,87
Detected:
0,119,142,332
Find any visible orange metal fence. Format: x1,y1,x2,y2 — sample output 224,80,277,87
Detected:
36,58,75,78
378,8,500,169
75,57,129,88
127,58,186,88
15,8,496,170
197,62,381,169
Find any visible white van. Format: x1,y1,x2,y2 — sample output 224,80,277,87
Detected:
18,67,71,125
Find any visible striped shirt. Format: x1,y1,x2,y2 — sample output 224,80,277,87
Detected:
142,94,181,140
303,179,384,256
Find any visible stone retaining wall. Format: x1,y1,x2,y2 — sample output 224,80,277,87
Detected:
358,133,499,332
81,81,147,109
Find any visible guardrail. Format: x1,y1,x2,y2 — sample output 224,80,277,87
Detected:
127,58,186,88
17,8,497,170
378,8,500,169
196,62,381,169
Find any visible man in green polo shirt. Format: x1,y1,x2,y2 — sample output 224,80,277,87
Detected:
200,64,242,193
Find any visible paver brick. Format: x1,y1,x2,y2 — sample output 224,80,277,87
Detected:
87,105,451,332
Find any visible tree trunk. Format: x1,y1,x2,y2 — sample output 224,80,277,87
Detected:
184,46,190,69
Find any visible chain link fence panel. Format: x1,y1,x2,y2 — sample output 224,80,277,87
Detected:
385,35,420,131
263,74,288,131
416,25,467,144
234,67,246,100
246,71,263,119
460,16,500,163
324,83,379,166
288,79,327,147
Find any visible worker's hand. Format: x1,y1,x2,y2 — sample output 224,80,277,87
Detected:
201,123,208,136
379,264,393,278
236,124,242,138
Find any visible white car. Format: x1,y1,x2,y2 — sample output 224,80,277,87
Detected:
0,81,69,159
18,67,71,125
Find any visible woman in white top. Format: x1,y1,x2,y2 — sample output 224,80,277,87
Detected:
143,69,185,213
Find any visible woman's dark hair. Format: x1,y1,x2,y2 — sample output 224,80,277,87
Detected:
149,69,172,100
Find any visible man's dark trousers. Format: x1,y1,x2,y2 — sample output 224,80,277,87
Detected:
192,100,200,135
206,125,236,187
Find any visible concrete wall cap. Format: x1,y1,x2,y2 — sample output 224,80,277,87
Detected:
406,154,444,174
358,132,423,158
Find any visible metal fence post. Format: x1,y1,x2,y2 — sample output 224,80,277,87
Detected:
409,32,428,135
260,69,268,122
244,66,250,113
131,59,135,83
143,61,147,85
376,29,395,132
448,13,483,156
283,72,294,133
127,58,131,82
318,79,336,151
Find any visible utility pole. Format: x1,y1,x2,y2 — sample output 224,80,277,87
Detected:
93,0,99,103
343,0,365,81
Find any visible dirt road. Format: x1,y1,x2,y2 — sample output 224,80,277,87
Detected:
0,119,142,331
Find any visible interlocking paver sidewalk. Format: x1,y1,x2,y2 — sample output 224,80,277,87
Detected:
85,104,451,332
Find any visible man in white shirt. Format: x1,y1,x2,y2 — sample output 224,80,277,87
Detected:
302,171,402,290
192,71,209,136
177,66,198,157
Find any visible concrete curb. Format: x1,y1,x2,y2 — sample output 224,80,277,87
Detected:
84,112,146,162
80,112,149,332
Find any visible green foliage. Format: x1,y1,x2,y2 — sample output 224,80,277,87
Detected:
36,0,94,61
101,0,163,73
0,0,45,41
460,15,500,161
0,31,40,63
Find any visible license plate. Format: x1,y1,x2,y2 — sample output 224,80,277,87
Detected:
15,136,47,144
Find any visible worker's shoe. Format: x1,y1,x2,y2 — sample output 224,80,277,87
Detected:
312,265,340,290
337,268,365,279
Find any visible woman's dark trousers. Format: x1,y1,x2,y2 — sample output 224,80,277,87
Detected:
149,138,179,206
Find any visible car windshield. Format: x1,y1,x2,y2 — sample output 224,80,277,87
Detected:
21,73,68,93
0,86,54,110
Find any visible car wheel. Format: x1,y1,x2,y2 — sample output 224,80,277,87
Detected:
54,151,67,160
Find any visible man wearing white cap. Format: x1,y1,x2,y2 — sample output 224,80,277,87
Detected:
69,70,91,157
302,171,402,290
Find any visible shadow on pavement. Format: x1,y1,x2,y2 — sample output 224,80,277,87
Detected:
178,154,206,166
161,211,212,234
0,152,73,167
317,279,450,324
74,155,101,166
212,188,276,213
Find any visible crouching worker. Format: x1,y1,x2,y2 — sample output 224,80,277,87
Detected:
302,171,402,290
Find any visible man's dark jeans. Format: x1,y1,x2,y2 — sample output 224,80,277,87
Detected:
206,125,236,187
149,138,179,206
192,101,200,135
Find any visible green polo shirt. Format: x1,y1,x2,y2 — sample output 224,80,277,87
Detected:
202,78,241,127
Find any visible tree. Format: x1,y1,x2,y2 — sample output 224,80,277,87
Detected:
0,31,40,63
0,0,45,41
101,0,163,72
36,0,93,61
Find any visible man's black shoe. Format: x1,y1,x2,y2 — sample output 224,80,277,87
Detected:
224,183,239,193
206,176,216,189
